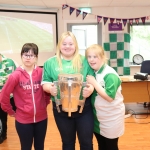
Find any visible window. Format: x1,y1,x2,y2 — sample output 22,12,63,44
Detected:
130,23,150,63
67,23,102,56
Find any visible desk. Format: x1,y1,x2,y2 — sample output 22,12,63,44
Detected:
120,76,150,103
122,81,150,103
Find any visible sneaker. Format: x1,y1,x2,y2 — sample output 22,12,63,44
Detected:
0,136,7,144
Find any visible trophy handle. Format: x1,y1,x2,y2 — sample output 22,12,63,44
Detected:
79,82,87,113
53,81,61,113
68,79,72,117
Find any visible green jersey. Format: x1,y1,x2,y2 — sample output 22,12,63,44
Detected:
91,64,125,138
42,55,94,102
0,54,16,90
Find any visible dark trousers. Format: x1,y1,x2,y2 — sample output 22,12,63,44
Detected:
15,119,47,150
94,132,119,150
0,106,7,138
53,102,94,150
0,97,16,138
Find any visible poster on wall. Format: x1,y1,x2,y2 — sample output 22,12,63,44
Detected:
108,23,122,31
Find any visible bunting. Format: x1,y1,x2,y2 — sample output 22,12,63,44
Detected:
83,12,88,20
76,9,81,17
62,4,68,19
62,4,68,10
129,19,133,26
97,16,102,24
116,19,121,25
62,4,149,26
141,17,146,24
122,19,127,27
70,7,75,15
135,18,139,25
103,17,108,25
146,15,150,20
110,18,115,26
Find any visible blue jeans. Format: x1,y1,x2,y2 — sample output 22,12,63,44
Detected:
53,100,94,150
15,119,47,150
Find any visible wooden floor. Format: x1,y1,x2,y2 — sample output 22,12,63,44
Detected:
1,103,150,150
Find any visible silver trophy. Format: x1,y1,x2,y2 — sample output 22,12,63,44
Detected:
53,73,86,117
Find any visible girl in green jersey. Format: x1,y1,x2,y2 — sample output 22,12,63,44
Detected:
42,31,94,150
86,44,125,150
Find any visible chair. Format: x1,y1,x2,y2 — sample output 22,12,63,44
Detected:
140,60,150,75
140,60,150,107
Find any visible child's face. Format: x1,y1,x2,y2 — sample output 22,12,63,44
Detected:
87,51,103,71
60,36,76,60
22,50,37,68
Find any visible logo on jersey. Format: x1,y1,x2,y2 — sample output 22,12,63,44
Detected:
100,81,105,88
19,80,41,93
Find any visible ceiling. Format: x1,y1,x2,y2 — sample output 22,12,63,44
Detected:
0,0,150,10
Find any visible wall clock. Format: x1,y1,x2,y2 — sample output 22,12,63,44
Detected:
133,54,144,65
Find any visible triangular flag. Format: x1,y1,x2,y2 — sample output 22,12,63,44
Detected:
129,19,133,26
135,18,139,25
103,17,108,25
70,7,75,15
76,9,81,17
122,19,127,27
62,4,68,10
97,16,102,24
83,12,87,20
141,17,146,25
110,18,115,26
146,15,150,20
116,19,121,25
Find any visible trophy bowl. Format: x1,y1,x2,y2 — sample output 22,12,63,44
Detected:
58,73,83,116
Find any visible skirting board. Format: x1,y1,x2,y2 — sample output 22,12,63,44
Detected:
125,103,150,115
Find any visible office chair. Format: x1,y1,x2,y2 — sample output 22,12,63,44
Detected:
140,60,150,75
140,60,150,108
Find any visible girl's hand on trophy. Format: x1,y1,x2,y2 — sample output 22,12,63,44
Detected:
50,83,57,96
83,84,94,98
86,75,97,86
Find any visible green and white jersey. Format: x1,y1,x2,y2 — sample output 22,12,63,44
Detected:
0,54,16,90
92,64,125,139
42,55,94,102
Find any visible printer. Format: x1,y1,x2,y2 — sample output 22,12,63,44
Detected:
134,72,148,80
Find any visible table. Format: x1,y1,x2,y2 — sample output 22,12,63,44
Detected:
122,81,150,103
120,76,150,103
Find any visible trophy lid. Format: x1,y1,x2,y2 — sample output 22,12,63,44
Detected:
58,73,83,82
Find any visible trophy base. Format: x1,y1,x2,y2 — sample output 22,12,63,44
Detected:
62,108,78,112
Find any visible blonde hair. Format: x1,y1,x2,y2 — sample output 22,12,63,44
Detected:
56,31,82,73
85,44,108,64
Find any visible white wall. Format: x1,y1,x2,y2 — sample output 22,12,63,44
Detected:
130,65,141,75
57,6,150,75
0,6,148,73
57,6,150,38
